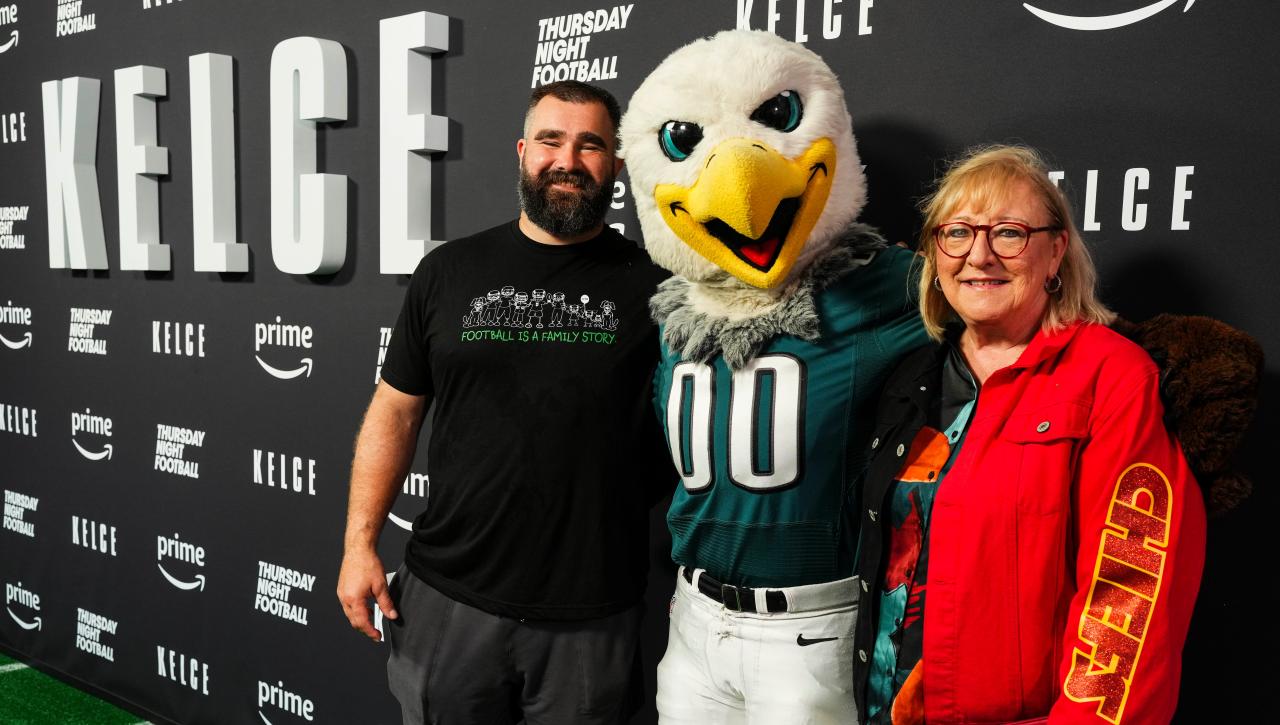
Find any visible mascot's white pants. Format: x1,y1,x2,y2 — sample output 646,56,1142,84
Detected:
657,568,859,725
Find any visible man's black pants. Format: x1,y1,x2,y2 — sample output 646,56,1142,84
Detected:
386,566,644,725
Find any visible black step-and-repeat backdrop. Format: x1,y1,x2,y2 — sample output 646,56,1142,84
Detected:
1,1,1275,723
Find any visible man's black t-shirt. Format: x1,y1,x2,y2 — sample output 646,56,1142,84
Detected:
380,221,671,620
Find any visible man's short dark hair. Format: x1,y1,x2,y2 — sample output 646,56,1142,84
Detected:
524,81,622,146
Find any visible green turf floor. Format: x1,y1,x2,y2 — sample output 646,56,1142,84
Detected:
0,653,146,725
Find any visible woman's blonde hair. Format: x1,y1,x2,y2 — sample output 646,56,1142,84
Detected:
915,144,1115,340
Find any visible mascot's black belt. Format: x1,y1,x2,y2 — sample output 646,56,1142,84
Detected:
683,567,789,613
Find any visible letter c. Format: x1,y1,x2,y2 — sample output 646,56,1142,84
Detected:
269,37,348,275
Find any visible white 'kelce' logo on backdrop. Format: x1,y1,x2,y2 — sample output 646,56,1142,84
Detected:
1024,0,1195,31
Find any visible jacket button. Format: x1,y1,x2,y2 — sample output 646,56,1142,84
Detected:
868,509,878,522
895,443,905,457
859,649,868,662
1036,421,1050,433
871,437,880,449
861,580,869,593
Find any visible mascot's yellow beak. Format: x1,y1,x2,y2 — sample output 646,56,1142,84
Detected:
654,137,836,289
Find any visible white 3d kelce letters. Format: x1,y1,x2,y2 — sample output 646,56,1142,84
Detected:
43,11,453,276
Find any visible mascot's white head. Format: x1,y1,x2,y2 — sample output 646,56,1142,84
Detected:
620,30,866,289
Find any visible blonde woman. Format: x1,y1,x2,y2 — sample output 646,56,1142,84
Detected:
851,146,1206,724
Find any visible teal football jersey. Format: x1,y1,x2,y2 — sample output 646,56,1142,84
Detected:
657,246,929,588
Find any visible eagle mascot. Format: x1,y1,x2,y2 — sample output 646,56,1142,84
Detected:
620,29,925,722
620,28,1260,725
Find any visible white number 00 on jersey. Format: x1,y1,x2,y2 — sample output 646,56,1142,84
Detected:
666,354,805,493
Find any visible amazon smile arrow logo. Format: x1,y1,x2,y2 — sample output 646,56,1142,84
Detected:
72,438,113,461
388,473,428,530
157,564,206,591
1024,0,1196,31
255,356,313,379
0,30,18,54
388,512,413,531
0,332,31,349
6,607,41,630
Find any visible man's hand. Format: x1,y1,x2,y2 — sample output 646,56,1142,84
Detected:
337,547,398,641
338,382,426,641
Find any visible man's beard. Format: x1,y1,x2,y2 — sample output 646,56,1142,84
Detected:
517,163,614,238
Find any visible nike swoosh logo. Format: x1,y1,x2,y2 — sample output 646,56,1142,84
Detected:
796,634,838,646
255,355,313,379
1023,0,1195,31
0,332,32,349
7,608,41,630
157,563,206,591
72,439,113,461
0,30,18,54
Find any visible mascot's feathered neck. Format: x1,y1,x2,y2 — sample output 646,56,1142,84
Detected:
650,222,887,369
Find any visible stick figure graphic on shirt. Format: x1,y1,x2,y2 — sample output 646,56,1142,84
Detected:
480,290,502,325
495,286,516,325
527,289,547,328
463,288,613,332
463,297,486,327
549,292,566,327
512,291,530,327
600,300,618,331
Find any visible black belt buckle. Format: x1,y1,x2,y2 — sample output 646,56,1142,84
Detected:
685,568,787,613
721,582,748,612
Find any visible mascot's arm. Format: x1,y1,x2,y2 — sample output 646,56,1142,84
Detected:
1111,314,1263,513
646,341,678,508
1050,359,1206,725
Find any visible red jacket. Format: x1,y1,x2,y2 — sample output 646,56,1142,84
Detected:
854,322,1206,724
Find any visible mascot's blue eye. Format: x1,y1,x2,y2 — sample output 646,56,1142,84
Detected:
750,91,803,133
659,121,703,161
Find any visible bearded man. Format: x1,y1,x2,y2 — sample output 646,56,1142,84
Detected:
337,81,670,725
